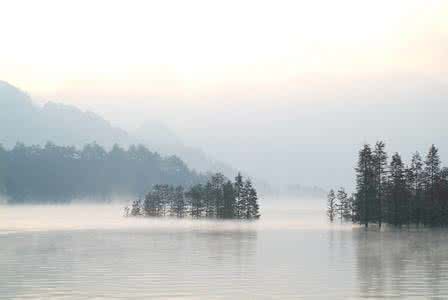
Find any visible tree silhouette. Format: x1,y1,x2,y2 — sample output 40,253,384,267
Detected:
329,142,448,227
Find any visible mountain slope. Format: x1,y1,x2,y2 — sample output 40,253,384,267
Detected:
0,81,235,177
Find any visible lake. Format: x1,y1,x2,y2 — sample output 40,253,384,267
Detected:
1,199,448,299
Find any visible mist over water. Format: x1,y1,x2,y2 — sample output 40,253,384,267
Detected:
1,198,448,299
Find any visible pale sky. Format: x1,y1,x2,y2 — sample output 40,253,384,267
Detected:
1,0,448,187
1,0,447,101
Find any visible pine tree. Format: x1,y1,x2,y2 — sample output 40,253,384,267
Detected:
210,173,226,218
386,153,408,226
327,189,336,222
355,144,375,227
423,144,441,225
247,182,260,219
170,186,186,217
336,187,350,222
373,141,387,228
222,181,236,219
186,184,204,218
406,152,424,226
144,191,158,216
234,172,245,219
241,179,256,219
204,181,215,218
439,167,448,225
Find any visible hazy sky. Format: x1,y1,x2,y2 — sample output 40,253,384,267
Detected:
2,0,446,104
1,0,448,187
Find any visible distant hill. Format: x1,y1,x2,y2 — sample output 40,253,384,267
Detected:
0,81,133,148
0,81,235,176
133,121,237,176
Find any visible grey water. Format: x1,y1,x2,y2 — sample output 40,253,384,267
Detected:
1,200,448,299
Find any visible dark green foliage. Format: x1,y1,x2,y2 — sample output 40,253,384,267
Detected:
406,152,424,226
185,184,205,218
242,179,259,219
1,142,203,203
354,144,376,227
385,153,408,226
329,142,448,227
137,172,260,220
223,181,236,219
373,141,388,227
423,145,441,224
170,186,186,218
204,181,216,218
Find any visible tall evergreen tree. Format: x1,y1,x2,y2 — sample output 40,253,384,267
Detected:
234,172,245,219
327,189,336,222
406,152,424,226
222,180,236,219
203,181,215,218
386,153,408,226
354,144,375,227
423,144,441,225
209,173,226,218
186,184,204,218
336,187,351,222
170,186,186,217
248,187,260,219
240,179,255,219
373,141,387,228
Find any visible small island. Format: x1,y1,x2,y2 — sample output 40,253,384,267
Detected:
328,142,448,228
125,173,260,220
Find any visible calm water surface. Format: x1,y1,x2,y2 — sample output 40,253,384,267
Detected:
1,199,448,299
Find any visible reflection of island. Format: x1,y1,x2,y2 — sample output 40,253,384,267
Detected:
354,229,448,298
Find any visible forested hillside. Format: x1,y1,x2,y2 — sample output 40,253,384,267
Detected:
0,142,204,203
0,80,235,176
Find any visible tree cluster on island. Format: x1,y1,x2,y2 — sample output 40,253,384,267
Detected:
0,142,203,203
126,173,260,220
328,142,448,228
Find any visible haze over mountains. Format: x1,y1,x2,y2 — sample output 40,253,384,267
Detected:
0,81,235,177
2,77,448,191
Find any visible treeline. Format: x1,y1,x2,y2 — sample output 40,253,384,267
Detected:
328,142,448,227
126,173,260,219
0,142,203,203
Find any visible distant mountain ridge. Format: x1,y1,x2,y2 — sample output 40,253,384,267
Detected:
0,80,235,176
